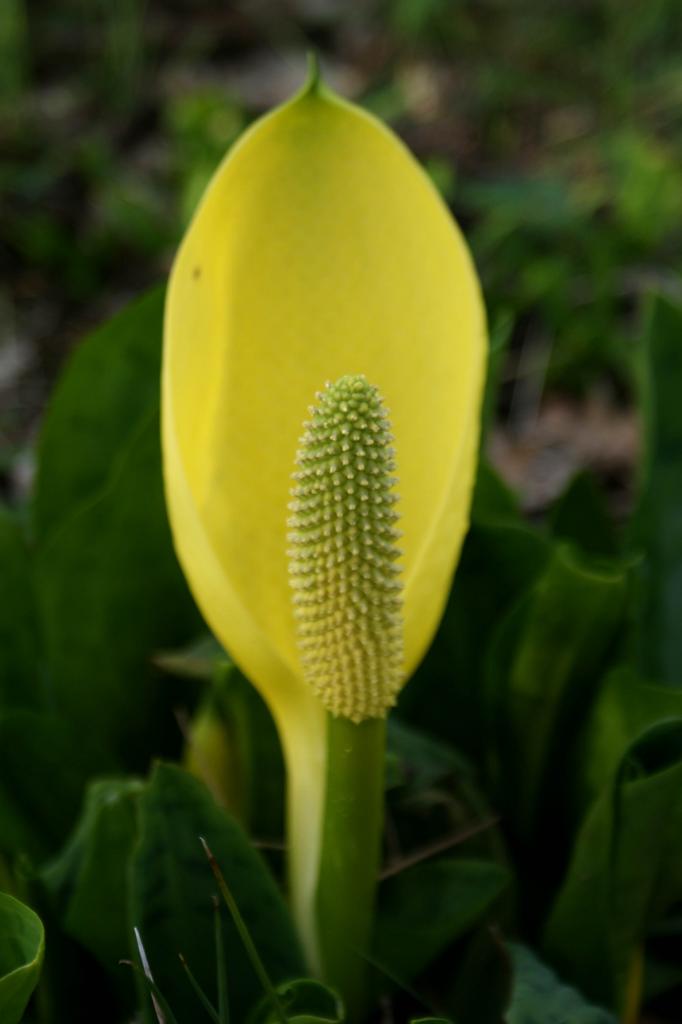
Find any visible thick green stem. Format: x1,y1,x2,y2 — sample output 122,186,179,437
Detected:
315,714,385,1022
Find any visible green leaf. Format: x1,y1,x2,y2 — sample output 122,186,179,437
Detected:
385,717,470,795
544,721,682,1014
0,506,42,710
471,458,520,524
0,711,109,863
506,944,616,1023
486,545,628,845
33,287,166,541
130,763,304,1023
248,978,344,1024
444,924,511,1024
30,287,201,768
374,858,509,982
383,718,502,894
631,294,682,684
401,506,549,760
579,666,682,803
0,892,45,1024
42,778,142,974
34,412,202,767
550,471,618,558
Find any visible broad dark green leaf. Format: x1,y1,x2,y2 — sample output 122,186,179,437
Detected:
33,287,166,540
544,721,682,1015
130,763,304,1023
0,506,42,710
630,294,682,684
506,944,616,1023
444,923,511,1024
579,666,682,803
30,288,201,768
374,858,509,982
385,718,470,795
35,413,201,767
0,711,109,863
401,495,549,760
550,471,618,558
248,978,343,1024
471,458,520,524
42,778,142,974
0,892,45,1024
384,718,503,884
486,545,627,845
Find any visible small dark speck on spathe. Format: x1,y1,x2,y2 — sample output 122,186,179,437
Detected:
192,266,201,280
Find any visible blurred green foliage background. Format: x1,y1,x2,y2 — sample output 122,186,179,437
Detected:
2,0,682,501
2,6,682,1022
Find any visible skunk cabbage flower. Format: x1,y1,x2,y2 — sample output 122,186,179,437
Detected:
162,66,486,956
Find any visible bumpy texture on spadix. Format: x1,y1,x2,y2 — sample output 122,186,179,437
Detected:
288,376,403,722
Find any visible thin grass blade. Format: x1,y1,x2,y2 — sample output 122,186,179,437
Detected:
178,953,220,1023
214,896,230,1024
200,836,288,1024
120,956,180,1024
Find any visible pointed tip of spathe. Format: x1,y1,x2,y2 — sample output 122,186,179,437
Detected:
290,51,340,109
305,50,321,92
303,50,324,96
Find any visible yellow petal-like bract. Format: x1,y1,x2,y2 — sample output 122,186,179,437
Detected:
162,69,486,957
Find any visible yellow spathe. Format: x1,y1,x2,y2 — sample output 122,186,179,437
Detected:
162,71,486,963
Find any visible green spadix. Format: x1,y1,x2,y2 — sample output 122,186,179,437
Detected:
288,375,403,722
